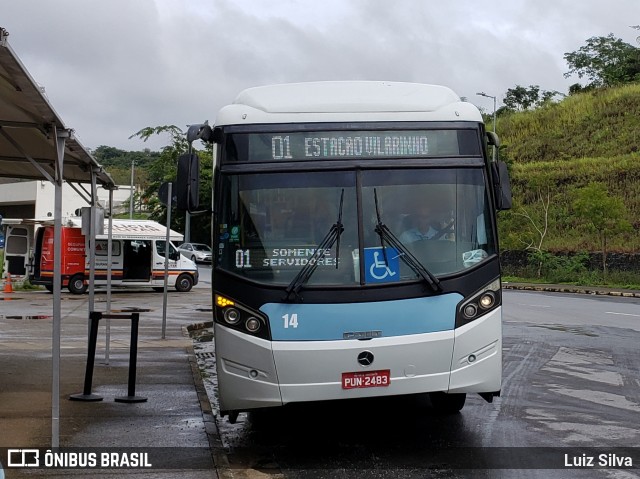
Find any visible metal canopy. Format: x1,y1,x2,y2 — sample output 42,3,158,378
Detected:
0,27,114,187
0,27,115,450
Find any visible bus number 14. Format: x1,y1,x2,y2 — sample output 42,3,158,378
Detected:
282,313,298,329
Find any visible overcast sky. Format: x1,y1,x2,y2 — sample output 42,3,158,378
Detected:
3,0,639,152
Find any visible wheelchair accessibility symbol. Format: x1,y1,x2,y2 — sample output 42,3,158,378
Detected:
364,247,400,283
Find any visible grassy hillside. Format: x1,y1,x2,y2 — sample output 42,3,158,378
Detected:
496,83,640,254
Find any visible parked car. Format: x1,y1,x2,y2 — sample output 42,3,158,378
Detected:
178,243,212,263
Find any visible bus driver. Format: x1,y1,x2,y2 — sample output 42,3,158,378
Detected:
399,203,454,243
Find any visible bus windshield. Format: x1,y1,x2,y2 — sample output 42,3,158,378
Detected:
218,168,495,286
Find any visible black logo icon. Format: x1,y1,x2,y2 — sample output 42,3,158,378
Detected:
357,351,374,366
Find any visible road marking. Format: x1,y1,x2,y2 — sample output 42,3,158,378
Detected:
605,311,640,318
516,303,552,308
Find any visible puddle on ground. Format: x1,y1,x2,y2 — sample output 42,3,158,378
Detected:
111,307,153,313
190,327,214,342
0,315,52,320
532,324,599,337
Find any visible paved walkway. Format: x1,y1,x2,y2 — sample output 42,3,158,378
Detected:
0,287,222,478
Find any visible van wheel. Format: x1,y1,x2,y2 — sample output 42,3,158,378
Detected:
175,274,193,292
68,275,88,294
429,392,466,414
45,285,54,293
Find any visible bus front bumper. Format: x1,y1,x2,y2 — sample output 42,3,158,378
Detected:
214,308,501,413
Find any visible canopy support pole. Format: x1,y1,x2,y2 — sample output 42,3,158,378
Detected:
51,126,70,448
87,170,98,316
105,188,114,363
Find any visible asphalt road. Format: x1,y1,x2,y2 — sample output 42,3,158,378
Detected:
198,289,640,479
3,278,638,478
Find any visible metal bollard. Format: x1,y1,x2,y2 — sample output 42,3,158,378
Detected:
70,311,147,403
115,312,147,403
69,311,104,401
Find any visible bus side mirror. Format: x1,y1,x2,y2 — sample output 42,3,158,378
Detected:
177,153,200,211
491,161,512,211
187,123,213,144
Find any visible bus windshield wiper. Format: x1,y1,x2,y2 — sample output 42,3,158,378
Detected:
373,189,441,292
284,190,345,301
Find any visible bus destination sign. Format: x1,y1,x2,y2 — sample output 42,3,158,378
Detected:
243,129,465,162
269,132,431,160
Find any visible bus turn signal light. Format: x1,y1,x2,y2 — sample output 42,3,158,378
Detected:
216,295,235,307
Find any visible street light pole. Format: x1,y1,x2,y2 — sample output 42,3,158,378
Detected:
129,160,135,219
476,92,496,133
476,92,497,161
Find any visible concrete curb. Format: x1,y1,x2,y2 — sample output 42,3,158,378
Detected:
183,322,233,479
503,283,640,298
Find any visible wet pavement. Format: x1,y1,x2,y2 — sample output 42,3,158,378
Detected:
192,290,640,478
2,281,640,478
0,286,220,478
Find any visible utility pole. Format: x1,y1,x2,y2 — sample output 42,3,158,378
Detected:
476,91,496,133
476,92,497,160
129,160,135,219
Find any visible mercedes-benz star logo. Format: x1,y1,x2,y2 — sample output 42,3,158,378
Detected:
357,351,374,366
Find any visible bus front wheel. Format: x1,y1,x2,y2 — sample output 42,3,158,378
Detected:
428,392,466,414
175,274,193,292
68,275,88,295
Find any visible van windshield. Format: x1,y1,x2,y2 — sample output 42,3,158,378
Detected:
156,241,179,259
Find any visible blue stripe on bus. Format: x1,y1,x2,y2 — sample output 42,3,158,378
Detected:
260,293,463,341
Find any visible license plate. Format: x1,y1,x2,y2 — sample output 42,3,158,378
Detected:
342,370,391,389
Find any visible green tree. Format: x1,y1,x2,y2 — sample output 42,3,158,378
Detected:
129,126,213,244
564,33,640,88
502,85,561,112
93,145,157,192
572,183,631,278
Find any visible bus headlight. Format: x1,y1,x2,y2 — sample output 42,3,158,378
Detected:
223,308,241,325
479,291,496,309
456,278,501,328
215,294,270,339
245,317,261,332
463,303,478,319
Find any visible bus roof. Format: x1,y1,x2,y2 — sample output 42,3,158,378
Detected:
216,81,483,126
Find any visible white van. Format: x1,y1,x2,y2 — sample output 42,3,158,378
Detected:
29,219,199,294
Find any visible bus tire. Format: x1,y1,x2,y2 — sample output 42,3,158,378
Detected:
45,284,54,293
68,275,88,295
428,392,466,414
175,274,194,292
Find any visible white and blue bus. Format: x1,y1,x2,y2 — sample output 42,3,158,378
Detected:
182,81,512,422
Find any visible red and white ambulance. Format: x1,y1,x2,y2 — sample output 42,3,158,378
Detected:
30,219,198,294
